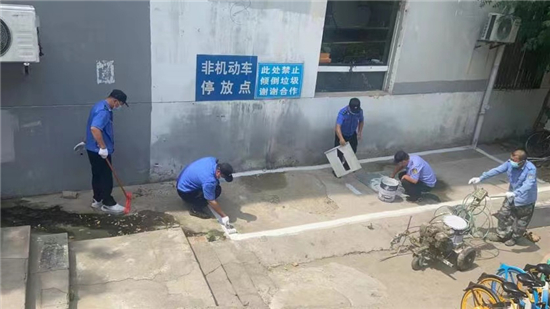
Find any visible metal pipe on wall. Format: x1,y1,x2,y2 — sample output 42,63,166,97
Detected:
471,44,506,148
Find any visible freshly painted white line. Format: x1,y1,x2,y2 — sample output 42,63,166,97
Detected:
357,146,472,165
229,186,550,241
233,145,472,178
345,183,362,195
474,148,504,164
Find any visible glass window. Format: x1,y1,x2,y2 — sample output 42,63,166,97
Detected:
317,1,400,92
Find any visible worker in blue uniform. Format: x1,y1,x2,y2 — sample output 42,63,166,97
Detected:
334,98,364,171
469,149,537,246
176,157,234,226
391,150,437,202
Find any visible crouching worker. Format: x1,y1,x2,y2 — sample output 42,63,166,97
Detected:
391,150,437,202
176,157,234,226
468,149,536,246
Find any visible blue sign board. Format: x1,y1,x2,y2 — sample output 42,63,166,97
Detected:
255,63,304,99
196,54,258,101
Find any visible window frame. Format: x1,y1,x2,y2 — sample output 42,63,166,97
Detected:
316,0,403,93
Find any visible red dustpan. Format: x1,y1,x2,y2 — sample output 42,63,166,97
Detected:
105,158,132,214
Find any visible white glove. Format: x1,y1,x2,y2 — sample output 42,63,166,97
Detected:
468,177,481,185
98,148,108,159
505,192,515,199
221,216,230,226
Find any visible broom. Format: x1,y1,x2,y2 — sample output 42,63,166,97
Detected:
105,158,132,215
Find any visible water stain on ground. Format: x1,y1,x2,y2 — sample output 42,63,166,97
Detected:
239,173,288,193
1,203,180,241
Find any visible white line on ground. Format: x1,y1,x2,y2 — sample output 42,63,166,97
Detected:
474,147,504,164
229,186,550,241
345,183,362,195
233,145,472,178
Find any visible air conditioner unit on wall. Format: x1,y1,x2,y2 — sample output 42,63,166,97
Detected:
480,13,520,44
0,4,39,63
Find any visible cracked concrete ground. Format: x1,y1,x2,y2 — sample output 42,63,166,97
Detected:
214,197,550,308
70,228,215,309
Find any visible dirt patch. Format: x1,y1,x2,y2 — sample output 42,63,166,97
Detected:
1,204,180,241
239,173,288,192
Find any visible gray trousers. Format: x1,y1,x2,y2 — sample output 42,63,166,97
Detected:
496,199,535,239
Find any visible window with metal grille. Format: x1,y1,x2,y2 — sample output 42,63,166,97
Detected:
316,0,400,93
494,41,548,90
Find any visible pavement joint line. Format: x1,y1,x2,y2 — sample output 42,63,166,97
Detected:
233,145,472,178
345,183,362,195
229,186,550,241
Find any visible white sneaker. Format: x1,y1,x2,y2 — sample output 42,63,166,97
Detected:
101,204,125,215
91,199,103,209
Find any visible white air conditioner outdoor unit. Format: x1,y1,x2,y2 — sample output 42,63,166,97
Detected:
480,13,520,44
0,4,39,63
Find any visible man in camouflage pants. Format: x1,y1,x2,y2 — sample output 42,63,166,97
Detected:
468,149,537,246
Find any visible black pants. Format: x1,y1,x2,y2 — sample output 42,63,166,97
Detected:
398,171,432,201
177,185,222,212
87,150,116,206
334,133,358,170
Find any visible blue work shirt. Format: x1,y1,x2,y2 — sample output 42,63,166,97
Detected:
480,160,537,206
85,100,114,153
336,106,364,137
407,155,437,187
177,157,219,201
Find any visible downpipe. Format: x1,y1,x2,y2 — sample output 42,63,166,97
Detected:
471,45,506,148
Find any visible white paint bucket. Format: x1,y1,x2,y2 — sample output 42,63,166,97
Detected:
378,176,400,202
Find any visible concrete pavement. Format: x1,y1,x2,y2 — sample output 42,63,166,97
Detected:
70,228,215,309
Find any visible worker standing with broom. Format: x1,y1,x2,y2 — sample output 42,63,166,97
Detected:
85,89,128,215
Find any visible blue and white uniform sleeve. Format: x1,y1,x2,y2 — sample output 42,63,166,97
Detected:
91,110,110,130
514,169,536,197
336,112,344,125
408,162,423,181
202,182,217,201
480,162,508,181
359,111,364,122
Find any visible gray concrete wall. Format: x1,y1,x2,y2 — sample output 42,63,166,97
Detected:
150,92,483,181
479,89,548,143
390,0,494,94
1,1,151,197
2,0,546,197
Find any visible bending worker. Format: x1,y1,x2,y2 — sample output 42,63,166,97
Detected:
468,149,536,246
176,157,234,226
391,150,437,202
334,98,364,169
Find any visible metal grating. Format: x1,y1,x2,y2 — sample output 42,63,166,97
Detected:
495,41,546,90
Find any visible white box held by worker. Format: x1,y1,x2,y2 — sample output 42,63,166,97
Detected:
324,143,362,178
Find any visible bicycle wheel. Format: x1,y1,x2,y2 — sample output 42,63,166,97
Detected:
525,131,550,157
477,274,507,301
460,284,500,309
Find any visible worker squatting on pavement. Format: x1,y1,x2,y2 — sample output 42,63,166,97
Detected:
391,150,437,202
176,157,234,225
85,89,128,215
468,149,537,247
334,98,364,170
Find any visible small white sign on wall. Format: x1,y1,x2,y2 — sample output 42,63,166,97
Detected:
96,60,115,84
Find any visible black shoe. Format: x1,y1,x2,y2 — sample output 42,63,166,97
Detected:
190,209,211,219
